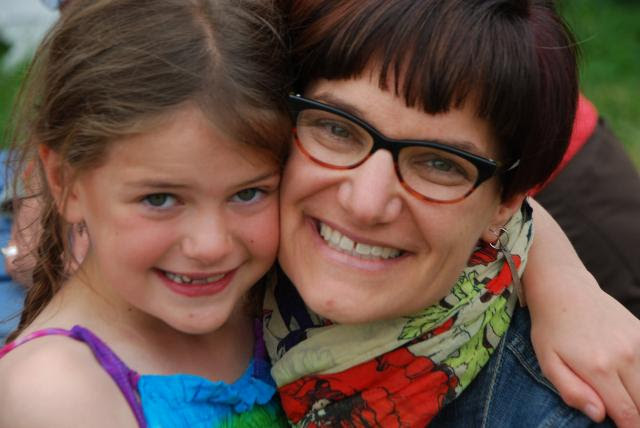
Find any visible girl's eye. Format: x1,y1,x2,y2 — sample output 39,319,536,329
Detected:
231,188,265,203
142,193,177,209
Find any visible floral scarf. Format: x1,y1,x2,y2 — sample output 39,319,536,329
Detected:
263,202,533,427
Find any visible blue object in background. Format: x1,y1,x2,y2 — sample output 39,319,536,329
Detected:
0,151,26,343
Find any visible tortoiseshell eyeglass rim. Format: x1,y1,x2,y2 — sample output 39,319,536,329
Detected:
287,93,519,204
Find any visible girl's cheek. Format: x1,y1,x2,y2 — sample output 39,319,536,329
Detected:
245,202,280,259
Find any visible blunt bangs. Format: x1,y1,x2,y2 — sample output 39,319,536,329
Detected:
289,0,578,197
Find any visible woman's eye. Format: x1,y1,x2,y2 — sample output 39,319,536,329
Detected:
231,188,265,203
313,119,354,140
142,193,177,209
326,123,350,138
430,159,454,172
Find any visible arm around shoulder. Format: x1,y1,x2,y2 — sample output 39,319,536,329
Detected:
523,198,640,428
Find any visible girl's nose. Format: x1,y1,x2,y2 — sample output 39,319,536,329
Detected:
181,213,234,265
336,150,403,226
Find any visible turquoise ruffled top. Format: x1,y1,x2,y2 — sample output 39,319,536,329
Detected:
138,358,286,427
1,323,287,427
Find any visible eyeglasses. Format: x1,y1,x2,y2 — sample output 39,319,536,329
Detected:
288,94,519,204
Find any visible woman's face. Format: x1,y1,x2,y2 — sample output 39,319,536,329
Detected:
278,75,522,323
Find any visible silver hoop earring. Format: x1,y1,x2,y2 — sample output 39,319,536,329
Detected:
489,227,509,250
488,226,526,307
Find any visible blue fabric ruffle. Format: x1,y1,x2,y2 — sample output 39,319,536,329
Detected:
138,358,277,427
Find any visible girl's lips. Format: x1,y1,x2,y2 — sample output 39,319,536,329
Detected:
155,268,237,297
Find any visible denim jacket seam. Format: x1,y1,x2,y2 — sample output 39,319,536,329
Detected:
480,330,508,428
506,331,558,394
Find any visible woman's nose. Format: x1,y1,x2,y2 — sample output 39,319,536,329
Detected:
336,150,402,226
181,213,234,264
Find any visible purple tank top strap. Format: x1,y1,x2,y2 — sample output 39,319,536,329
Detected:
0,326,146,428
68,326,146,427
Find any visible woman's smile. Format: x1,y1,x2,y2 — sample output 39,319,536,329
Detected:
307,215,410,273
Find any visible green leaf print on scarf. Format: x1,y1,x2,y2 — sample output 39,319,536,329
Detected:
443,293,512,390
398,271,481,341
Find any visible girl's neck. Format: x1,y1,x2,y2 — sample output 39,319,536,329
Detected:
26,265,255,383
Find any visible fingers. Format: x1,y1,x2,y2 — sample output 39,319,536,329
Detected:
538,352,605,422
596,362,640,428
620,334,640,417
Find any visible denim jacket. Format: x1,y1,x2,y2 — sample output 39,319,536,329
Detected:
430,306,614,427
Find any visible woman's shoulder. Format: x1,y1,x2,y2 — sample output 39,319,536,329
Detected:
431,307,614,427
0,329,138,427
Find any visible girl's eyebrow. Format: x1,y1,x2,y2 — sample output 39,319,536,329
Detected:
124,171,280,190
123,180,188,189
236,170,280,188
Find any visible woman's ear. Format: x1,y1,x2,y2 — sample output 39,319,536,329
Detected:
38,144,84,224
481,192,527,244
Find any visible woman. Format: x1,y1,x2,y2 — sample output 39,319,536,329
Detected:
264,0,637,426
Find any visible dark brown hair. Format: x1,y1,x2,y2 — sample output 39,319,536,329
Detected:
6,0,291,341
286,0,579,199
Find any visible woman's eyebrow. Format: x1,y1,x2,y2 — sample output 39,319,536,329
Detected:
310,93,367,119
309,92,487,157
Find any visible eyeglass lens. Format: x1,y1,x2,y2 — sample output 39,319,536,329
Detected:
296,108,480,202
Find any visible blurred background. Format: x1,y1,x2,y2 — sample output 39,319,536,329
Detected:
0,0,639,166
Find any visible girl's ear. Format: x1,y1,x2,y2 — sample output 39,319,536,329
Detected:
38,144,84,224
481,192,527,244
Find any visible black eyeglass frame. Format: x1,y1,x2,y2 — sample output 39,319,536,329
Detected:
287,93,519,203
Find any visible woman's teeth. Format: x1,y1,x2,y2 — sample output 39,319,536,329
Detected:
164,271,225,285
319,222,401,259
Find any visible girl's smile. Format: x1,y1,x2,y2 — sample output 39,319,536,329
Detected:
155,268,237,298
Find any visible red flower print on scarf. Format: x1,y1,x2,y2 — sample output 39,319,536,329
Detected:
279,347,458,427
469,244,499,266
485,255,522,296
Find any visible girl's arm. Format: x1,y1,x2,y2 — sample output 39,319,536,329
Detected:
525,198,640,427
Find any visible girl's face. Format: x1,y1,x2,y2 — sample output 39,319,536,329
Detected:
60,104,280,334
278,76,522,323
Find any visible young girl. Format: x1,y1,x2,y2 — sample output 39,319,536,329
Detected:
0,0,291,426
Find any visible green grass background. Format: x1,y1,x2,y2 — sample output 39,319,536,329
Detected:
559,0,640,166
1,1,639,167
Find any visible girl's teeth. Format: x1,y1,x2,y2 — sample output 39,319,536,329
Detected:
165,272,225,284
318,222,401,259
